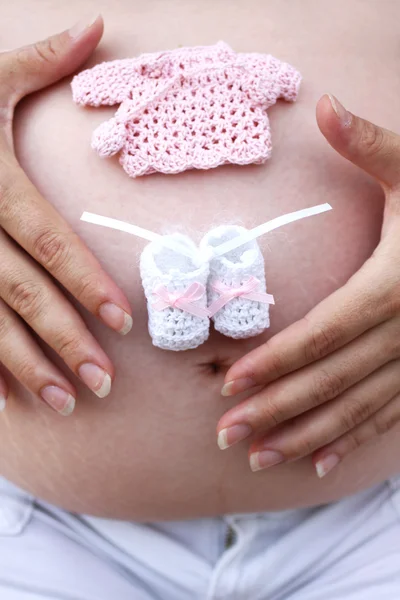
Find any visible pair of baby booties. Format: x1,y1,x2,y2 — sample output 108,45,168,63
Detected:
140,225,273,351
81,202,332,351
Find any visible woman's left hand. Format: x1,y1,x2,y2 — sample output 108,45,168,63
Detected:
216,94,400,477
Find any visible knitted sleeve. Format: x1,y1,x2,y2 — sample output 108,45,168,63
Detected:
239,53,301,105
275,60,302,102
71,58,141,106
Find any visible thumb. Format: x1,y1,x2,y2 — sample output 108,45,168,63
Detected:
0,15,103,107
316,93,400,190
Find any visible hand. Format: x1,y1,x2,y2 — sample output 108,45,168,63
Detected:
0,17,132,416
216,94,400,476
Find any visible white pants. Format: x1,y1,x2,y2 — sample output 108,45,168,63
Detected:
1,475,400,599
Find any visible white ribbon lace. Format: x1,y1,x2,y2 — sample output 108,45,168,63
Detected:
80,203,332,259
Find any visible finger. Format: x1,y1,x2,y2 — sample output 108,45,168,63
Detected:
0,15,103,108
246,359,400,471
0,230,114,397
0,298,76,415
0,163,133,336
221,251,394,397
313,391,400,478
217,316,400,447
316,94,400,191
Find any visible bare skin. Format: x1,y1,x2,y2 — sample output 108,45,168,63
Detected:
0,0,399,520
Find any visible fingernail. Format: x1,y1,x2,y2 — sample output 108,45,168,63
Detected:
0,395,6,412
327,94,352,127
221,377,255,397
99,302,133,335
315,453,340,478
250,450,284,472
69,14,100,39
217,424,252,449
78,363,112,398
40,386,76,416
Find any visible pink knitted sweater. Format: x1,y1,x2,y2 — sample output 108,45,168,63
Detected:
71,42,301,178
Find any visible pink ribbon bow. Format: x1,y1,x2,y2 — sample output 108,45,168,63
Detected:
208,276,275,317
152,282,210,319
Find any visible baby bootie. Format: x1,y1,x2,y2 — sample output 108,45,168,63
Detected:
200,225,274,339
140,234,210,351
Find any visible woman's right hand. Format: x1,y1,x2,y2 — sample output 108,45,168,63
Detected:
0,16,132,416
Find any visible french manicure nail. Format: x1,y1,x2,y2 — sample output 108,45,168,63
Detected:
315,453,340,478
250,450,284,472
217,424,252,449
69,14,100,39
327,94,352,127
221,377,255,397
0,395,6,412
78,363,111,398
40,386,76,416
99,302,133,335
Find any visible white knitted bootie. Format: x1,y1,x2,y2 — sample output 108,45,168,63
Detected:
140,234,210,350
200,225,273,339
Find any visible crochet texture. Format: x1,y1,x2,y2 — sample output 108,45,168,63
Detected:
71,42,301,177
140,233,210,351
200,225,270,339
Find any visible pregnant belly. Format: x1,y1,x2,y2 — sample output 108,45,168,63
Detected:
0,0,400,520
